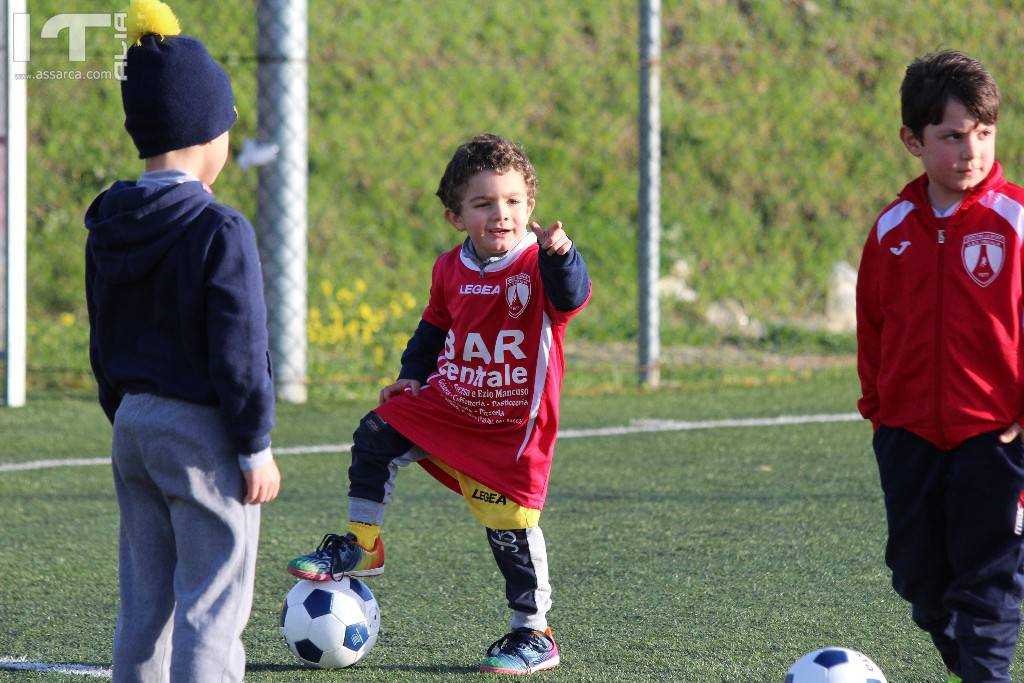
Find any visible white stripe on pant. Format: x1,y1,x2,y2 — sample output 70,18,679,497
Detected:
488,527,552,631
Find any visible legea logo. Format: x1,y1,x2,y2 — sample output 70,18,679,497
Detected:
12,13,129,81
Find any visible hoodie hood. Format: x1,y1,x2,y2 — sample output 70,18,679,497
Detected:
85,180,215,283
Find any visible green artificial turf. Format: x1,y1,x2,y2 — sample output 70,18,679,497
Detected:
0,367,1003,681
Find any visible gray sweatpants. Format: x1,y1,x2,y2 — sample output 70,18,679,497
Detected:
111,393,260,683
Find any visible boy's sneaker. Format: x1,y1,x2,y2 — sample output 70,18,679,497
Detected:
286,532,384,581
479,627,559,675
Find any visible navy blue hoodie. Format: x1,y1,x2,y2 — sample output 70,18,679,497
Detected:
85,180,274,454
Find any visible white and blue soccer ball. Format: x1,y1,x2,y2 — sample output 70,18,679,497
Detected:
785,647,888,683
279,577,381,668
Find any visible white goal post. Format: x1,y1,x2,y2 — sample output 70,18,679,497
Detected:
3,0,27,407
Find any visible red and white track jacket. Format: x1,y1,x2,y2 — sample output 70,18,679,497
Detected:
857,162,1024,449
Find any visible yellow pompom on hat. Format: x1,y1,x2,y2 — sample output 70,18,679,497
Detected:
126,0,180,45
121,0,237,158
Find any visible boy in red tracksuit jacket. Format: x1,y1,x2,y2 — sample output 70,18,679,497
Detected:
857,50,1024,683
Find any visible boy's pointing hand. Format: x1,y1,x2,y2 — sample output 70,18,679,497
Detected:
531,221,573,256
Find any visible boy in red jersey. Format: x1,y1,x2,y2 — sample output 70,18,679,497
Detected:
288,134,590,675
858,50,1024,683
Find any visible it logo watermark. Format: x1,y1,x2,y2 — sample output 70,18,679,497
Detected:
13,13,129,81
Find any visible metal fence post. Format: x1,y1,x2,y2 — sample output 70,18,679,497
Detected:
638,0,661,387
257,0,308,403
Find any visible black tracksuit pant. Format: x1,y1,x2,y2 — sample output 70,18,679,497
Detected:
874,426,1024,682
348,411,551,630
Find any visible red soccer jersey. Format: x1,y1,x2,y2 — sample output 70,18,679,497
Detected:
374,233,589,509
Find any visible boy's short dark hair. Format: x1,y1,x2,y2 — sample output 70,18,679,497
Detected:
901,50,1000,140
436,133,538,213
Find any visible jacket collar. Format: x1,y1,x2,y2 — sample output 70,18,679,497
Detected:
899,161,1006,215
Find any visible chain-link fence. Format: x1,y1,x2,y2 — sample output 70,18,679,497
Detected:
261,1,654,399
23,1,1022,401
17,0,648,401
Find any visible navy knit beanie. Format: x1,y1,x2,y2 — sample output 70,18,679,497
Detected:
121,0,237,158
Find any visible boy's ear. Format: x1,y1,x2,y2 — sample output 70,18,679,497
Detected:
444,207,466,232
900,125,924,157
527,196,536,218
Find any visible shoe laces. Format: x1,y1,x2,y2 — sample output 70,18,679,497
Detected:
488,628,550,659
315,532,361,568
315,533,348,552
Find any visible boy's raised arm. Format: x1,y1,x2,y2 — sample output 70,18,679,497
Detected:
532,221,591,312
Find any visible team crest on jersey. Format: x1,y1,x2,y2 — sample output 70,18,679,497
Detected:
962,232,1005,287
505,274,531,318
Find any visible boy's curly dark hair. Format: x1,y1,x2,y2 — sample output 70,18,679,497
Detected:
901,50,1000,140
436,133,538,213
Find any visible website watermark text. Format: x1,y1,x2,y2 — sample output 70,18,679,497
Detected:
16,69,114,81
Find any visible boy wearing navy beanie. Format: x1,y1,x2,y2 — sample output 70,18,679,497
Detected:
84,1,279,680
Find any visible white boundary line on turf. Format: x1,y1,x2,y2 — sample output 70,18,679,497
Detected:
0,412,863,473
560,411,862,438
0,457,111,472
0,657,112,678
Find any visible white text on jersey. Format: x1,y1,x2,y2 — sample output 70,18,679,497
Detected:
459,284,502,295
